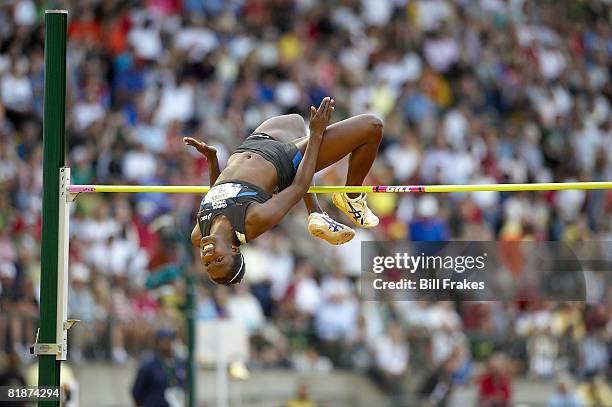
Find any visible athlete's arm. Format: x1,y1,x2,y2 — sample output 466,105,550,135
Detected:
185,137,219,247
184,137,221,185
245,97,334,239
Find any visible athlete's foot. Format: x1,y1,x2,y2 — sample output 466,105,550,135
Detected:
308,212,355,245
332,192,379,228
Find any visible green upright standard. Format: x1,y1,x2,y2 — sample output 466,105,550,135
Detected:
38,10,68,407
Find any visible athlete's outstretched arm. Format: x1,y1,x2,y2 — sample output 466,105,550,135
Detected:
184,137,221,185
246,97,334,239
185,137,221,248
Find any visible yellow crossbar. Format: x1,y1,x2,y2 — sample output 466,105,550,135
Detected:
67,182,612,194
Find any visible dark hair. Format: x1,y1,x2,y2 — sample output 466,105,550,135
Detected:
212,253,245,286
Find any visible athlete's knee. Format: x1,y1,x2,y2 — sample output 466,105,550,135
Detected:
362,114,384,141
283,113,306,136
286,113,305,127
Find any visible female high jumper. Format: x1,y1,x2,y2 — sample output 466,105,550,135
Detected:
188,97,383,285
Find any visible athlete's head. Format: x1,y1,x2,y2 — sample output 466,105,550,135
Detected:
200,234,245,285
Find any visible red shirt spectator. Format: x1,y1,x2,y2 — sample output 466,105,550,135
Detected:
478,353,512,407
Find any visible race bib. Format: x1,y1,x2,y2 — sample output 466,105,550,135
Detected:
204,183,242,203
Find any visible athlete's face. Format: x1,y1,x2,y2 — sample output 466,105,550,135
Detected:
200,235,236,281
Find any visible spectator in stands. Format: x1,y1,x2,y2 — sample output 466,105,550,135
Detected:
0,352,27,406
409,196,450,241
0,350,26,390
547,374,583,407
575,372,612,407
370,324,408,405
67,263,98,362
132,328,186,407
314,270,358,365
478,352,513,407
419,348,463,407
227,282,265,333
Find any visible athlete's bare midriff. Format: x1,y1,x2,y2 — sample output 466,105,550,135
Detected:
215,151,279,193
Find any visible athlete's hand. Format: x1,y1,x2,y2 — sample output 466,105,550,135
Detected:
184,137,217,159
309,97,334,139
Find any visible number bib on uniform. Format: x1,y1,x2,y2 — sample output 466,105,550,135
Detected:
204,183,243,204
198,181,272,246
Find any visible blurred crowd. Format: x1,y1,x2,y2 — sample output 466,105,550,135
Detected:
0,0,610,405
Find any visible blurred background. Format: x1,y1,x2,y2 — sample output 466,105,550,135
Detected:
0,0,610,406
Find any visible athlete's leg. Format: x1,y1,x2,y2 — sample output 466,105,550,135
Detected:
294,113,384,227
294,113,384,197
254,114,355,243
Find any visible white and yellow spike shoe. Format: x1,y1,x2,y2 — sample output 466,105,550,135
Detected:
332,193,379,228
308,212,355,245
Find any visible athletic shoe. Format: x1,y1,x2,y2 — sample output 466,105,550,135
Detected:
308,212,355,245
332,192,379,228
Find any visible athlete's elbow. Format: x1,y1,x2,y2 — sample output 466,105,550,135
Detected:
288,182,309,202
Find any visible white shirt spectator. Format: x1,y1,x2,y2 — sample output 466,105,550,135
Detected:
128,25,163,60
1,71,33,112
421,147,455,183
134,123,167,153
516,308,553,336
155,83,195,125
295,275,322,315
107,237,144,276
432,328,467,365
428,302,462,331
321,274,352,301
74,217,120,244
122,148,157,181
395,301,433,329
227,289,265,333
14,0,37,26
256,41,279,67
174,26,219,61
538,48,566,80
361,0,393,26
332,5,365,37
374,53,423,91
335,229,375,276
444,109,468,149
424,36,460,73
554,181,587,222
415,0,452,31
264,249,294,301
240,244,268,283
385,142,420,181
275,81,301,107
573,123,602,174
72,101,105,131
315,298,358,341
375,334,408,375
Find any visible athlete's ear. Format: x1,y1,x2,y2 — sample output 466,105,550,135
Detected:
231,246,240,255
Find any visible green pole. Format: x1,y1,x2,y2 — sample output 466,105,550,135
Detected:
185,270,196,407
179,228,196,407
38,10,67,407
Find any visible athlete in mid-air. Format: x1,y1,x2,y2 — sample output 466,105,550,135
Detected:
187,97,383,285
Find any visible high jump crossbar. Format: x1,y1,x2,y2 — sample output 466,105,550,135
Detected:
67,181,612,194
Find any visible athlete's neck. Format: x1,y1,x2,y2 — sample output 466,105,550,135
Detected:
210,214,235,243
